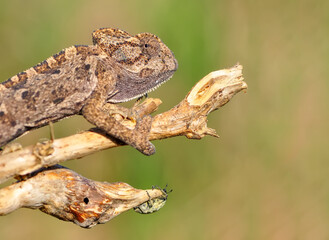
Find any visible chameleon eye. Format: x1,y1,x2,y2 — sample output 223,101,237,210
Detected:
141,38,160,57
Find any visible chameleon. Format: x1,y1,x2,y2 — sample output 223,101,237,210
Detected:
0,28,178,155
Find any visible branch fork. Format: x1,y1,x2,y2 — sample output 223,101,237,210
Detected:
0,64,247,227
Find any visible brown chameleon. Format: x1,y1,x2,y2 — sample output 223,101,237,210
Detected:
0,28,178,155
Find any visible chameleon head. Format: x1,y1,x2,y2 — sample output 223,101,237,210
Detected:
92,28,178,102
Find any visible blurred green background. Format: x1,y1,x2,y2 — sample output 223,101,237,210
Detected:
1,0,329,239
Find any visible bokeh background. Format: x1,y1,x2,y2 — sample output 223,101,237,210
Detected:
0,0,329,239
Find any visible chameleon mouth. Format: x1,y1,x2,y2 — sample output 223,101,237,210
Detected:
109,71,175,103
147,73,175,93
108,57,178,103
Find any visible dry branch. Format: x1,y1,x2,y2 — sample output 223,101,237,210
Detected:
0,165,167,228
0,64,247,184
0,64,247,227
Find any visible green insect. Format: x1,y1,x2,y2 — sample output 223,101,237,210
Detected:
134,186,172,214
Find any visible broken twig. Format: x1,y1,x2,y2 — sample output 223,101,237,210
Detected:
0,165,167,228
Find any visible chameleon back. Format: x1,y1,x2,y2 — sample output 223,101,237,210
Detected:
0,46,99,146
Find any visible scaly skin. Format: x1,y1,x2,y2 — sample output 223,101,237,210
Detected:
0,28,178,155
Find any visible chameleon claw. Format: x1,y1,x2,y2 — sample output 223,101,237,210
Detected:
134,115,155,155
140,142,155,156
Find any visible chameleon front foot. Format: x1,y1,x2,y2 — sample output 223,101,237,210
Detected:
135,141,155,156
132,115,155,155
82,102,155,155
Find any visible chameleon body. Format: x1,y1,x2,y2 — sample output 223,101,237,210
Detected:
0,28,178,155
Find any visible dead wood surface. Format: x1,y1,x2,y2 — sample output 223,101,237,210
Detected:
0,64,247,227
0,165,166,228
0,64,247,183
